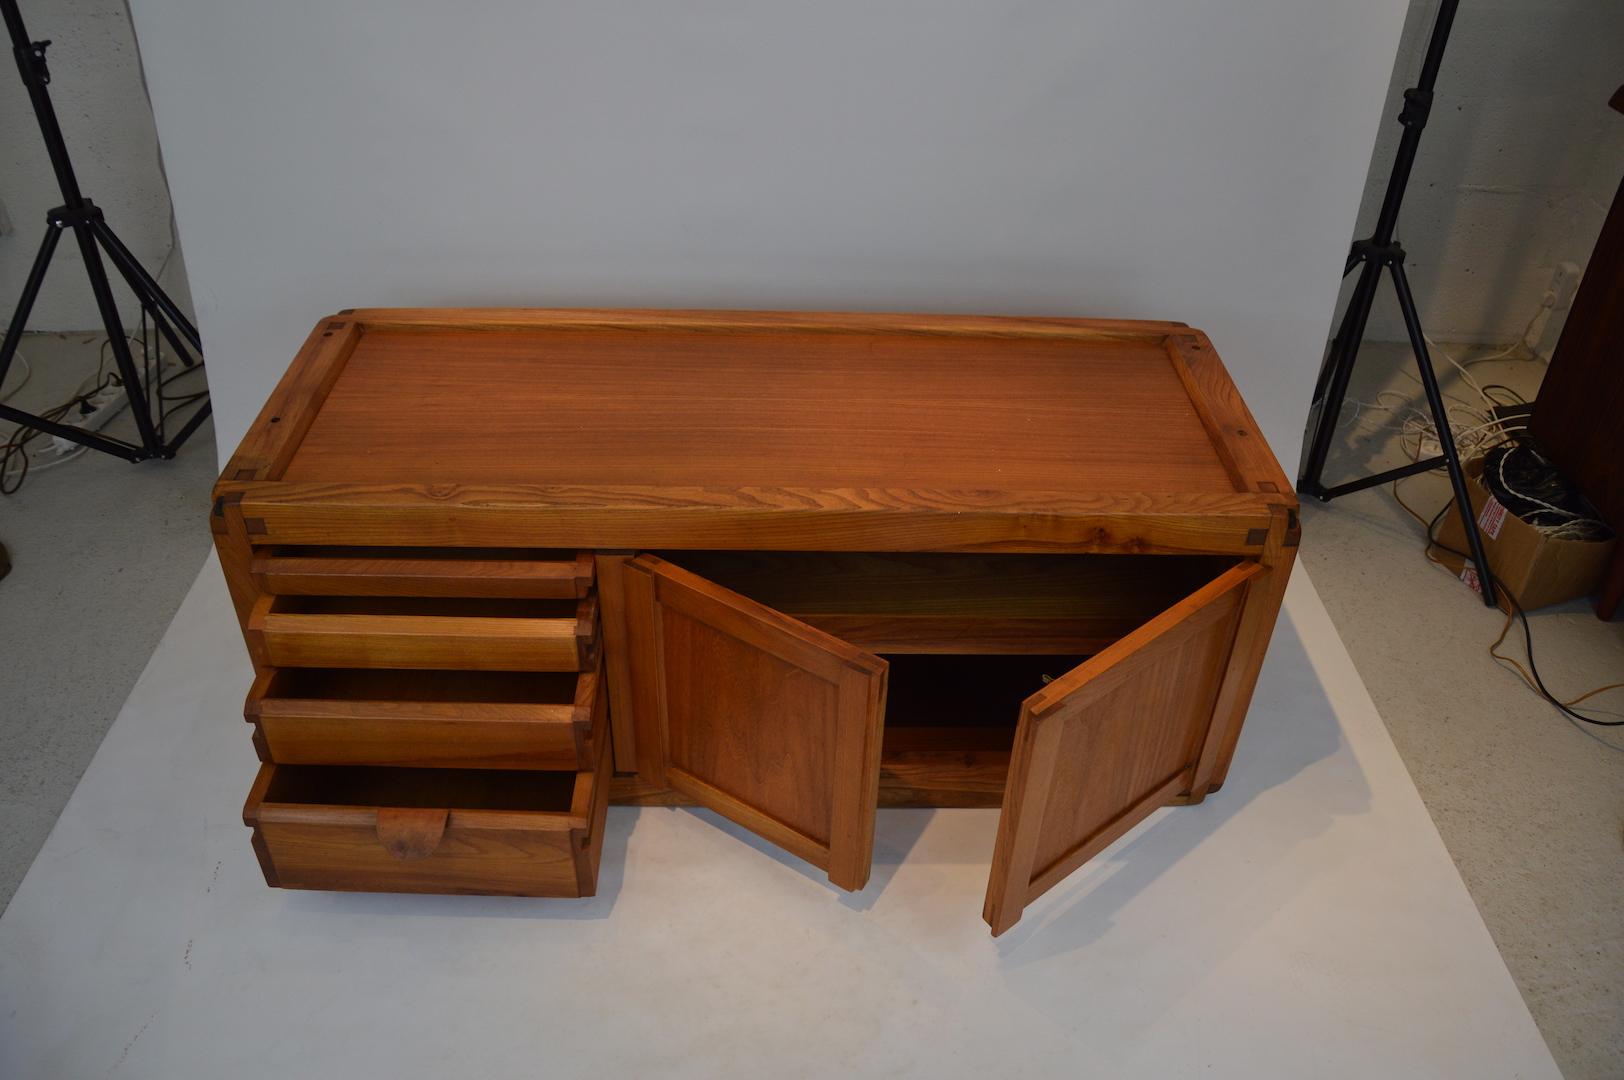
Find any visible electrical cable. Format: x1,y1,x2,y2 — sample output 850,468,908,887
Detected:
1477,383,1525,406
0,372,112,494
1486,613,1624,714
1443,530,1624,730
0,327,206,495
1481,441,1611,540
1366,236,1615,729
1390,480,1624,729
1421,300,1545,371
0,351,31,403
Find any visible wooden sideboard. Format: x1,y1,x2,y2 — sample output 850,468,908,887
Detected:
1529,88,1624,620
212,308,1299,935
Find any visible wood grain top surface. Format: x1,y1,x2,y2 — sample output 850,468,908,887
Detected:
281,324,1234,493
220,310,1293,554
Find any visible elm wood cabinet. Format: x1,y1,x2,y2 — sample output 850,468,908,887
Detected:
212,308,1299,934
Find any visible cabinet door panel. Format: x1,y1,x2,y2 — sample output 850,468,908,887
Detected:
624,555,888,890
984,562,1262,934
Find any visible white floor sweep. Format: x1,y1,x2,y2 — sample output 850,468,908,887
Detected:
0,558,1558,1079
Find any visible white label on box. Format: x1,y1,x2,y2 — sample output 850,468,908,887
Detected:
1477,496,1507,541
1459,565,1482,595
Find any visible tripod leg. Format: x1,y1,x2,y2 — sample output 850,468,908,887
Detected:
159,393,212,455
68,222,163,456
1310,257,1374,404
103,244,195,374
125,297,211,453
0,222,63,388
89,218,202,354
1390,260,1498,608
1301,256,1383,496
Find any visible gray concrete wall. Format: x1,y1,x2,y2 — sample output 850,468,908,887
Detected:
1350,0,1624,346
0,0,191,330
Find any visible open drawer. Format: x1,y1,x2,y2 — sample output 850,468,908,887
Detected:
245,651,605,770
247,594,598,671
243,745,611,897
618,551,1276,932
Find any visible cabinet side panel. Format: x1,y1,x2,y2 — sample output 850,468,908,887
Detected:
594,553,640,772
211,494,266,666
1200,507,1300,794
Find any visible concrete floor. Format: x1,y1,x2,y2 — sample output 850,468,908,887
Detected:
0,333,1619,1074
1300,340,1624,1080
0,332,217,910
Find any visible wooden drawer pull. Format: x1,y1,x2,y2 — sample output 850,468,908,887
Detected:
376,807,449,860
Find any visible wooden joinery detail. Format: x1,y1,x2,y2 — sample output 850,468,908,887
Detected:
211,492,266,658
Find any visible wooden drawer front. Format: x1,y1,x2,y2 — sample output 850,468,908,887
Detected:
252,548,594,600
246,657,605,771
244,749,610,897
249,595,598,671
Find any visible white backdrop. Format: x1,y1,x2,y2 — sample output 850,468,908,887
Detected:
127,1,1409,472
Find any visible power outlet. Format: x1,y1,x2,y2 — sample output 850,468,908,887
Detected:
1544,261,1582,311
50,379,132,454
1524,261,1584,358
49,352,188,454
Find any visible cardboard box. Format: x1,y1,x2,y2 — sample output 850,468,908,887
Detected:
1435,455,1616,611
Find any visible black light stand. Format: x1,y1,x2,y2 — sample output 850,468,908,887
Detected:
0,0,209,464
1299,0,1498,607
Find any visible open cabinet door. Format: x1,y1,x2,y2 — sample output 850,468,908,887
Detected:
622,555,889,890
983,562,1264,935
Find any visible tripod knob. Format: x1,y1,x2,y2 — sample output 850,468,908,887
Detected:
21,38,51,83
